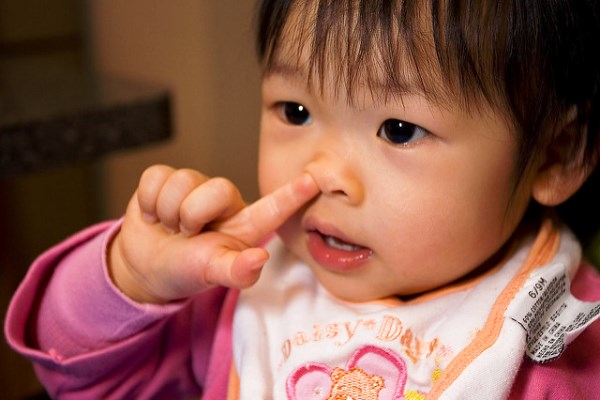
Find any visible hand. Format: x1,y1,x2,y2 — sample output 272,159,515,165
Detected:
108,165,319,304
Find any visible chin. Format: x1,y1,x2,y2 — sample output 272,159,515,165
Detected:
318,278,386,303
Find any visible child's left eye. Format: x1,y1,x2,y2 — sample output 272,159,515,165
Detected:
277,102,312,126
377,119,429,145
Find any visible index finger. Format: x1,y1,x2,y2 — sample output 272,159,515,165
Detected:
214,173,320,246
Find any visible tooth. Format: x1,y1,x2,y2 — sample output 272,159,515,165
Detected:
325,235,360,251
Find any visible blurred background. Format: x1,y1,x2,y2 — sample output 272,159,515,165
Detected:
1,0,260,398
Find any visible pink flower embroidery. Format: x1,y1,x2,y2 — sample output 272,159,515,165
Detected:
286,345,407,400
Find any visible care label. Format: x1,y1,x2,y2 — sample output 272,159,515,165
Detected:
505,263,600,363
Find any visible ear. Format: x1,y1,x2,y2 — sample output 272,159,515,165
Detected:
532,110,597,206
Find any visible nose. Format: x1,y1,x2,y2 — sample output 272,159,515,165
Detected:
304,149,365,206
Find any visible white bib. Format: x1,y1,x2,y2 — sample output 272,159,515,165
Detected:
232,221,597,399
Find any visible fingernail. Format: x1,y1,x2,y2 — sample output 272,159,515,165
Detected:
299,172,320,194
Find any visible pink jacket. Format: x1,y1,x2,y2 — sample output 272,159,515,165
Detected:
5,221,600,399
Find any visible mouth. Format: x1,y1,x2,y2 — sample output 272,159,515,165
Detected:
305,223,373,272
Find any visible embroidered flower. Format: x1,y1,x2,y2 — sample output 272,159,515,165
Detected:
286,345,407,400
403,390,426,400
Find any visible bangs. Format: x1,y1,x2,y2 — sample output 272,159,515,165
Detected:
257,0,511,112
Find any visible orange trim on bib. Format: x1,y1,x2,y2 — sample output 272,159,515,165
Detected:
427,218,561,399
227,361,240,400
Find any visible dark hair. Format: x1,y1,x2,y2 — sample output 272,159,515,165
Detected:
255,0,600,244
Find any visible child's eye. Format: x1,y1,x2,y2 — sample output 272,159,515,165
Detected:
278,102,312,126
377,119,429,145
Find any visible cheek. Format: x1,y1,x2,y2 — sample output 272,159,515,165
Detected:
258,120,313,197
257,138,301,198
257,130,282,197
257,157,275,198
424,162,525,264
376,155,518,257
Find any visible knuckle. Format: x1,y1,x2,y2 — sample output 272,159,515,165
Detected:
200,247,228,286
169,168,201,190
138,165,173,200
209,177,238,199
140,164,173,184
265,194,282,219
179,199,198,224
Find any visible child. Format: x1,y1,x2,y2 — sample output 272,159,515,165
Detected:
6,0,600,398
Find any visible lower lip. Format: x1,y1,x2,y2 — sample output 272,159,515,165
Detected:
306,232,372,272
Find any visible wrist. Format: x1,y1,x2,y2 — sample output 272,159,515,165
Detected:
107,233,167,304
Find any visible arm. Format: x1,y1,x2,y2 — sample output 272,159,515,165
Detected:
5,221,227,399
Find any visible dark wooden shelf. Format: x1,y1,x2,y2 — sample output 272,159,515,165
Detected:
0,54,172,176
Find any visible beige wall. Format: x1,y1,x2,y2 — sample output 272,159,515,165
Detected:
88,0,261,218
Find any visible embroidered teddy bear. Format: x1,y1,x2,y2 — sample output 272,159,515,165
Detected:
286,345,407,400
326,367,385,400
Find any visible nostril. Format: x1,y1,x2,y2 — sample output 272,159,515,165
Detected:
331,189,347,197
315,174,363,205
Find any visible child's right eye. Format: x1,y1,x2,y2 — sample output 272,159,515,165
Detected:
278,102,312,126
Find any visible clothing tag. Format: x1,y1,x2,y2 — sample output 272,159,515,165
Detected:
505,263,600,363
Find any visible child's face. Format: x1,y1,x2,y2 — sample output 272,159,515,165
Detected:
258,61,537,302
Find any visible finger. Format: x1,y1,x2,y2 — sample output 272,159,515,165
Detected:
137,165,176,223
216,172,319,245
202,245,269,289
179,177,246,236
231,248,270,287
166,232,269,294
155,169,210,232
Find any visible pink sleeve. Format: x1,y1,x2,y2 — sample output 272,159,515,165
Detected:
510,262,600,399
4,221,229,399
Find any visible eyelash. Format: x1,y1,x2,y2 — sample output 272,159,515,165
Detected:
276,101,430,146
